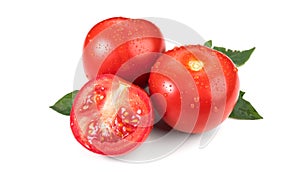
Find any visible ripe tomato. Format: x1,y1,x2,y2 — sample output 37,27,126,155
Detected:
82,17,165,87
70,74,153,156
149,45,239,133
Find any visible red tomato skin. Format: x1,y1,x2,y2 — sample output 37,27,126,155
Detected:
83,17,128,48
149,45,239,133
82,17,165,86
70,74,153,156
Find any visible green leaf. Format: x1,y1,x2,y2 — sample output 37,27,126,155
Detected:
229,91,263,120
50,90,79,116
204,40,212,48
213,46,255,67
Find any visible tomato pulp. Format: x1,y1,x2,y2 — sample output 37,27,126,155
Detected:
149,45,239,133
82,17,165,87
71,74,153,156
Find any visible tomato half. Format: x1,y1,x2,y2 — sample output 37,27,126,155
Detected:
149,45,239,133
70,74,153,156
82,17,165,87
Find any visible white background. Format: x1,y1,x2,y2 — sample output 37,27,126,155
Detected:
1,0,299,176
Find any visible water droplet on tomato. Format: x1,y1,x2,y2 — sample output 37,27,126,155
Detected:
128,31,132,36
213,106,219,112
85,103,91,108
194,97,199,103
136,109,142,115
163,93,168,97
190,103,195,109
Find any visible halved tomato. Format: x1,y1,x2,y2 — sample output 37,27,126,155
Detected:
70,74,153,156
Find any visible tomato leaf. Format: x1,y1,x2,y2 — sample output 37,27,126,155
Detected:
204,40,212,48
50,90,79,116
203,40,255,67
213,46,255,67
229,91,263,120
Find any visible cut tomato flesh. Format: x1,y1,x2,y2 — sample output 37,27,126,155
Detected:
70,74,153,156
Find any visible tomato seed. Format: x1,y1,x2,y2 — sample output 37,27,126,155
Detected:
94,94,105,104
131,118,139,123
123,111,129,117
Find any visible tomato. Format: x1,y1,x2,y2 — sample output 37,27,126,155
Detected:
149,45,239,133
82,17,165,87
70,74,153,156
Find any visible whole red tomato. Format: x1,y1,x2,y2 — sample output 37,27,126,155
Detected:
70,74,153,156
82,17,165,87
149,45,239,133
